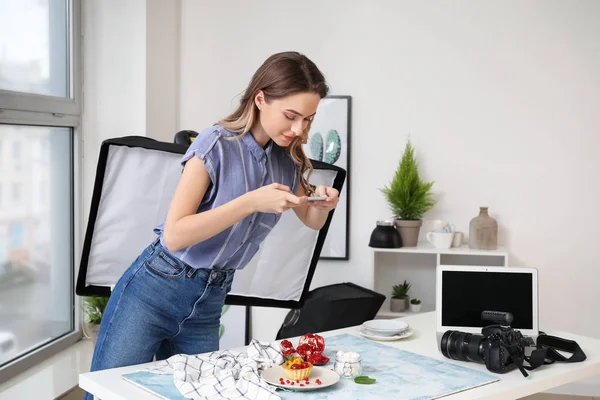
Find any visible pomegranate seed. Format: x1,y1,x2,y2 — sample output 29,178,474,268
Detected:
296,380,300,383
291,382,295,385
300,384,305,387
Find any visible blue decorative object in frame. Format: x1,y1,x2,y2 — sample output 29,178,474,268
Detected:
304,95,351,260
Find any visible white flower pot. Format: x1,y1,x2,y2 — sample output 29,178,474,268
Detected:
409,303,422,313
88,323,100,346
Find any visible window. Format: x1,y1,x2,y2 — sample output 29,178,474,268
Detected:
0,0,81,381
0,0,68,97
12,141,21,162
11,181,22,203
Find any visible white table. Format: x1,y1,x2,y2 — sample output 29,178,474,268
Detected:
79,312,600,399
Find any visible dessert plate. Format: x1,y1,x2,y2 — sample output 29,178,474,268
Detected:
261,365,340,391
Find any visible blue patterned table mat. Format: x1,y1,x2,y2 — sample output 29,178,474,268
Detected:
122,333,499,400
279,333,499,400
123,371,186,400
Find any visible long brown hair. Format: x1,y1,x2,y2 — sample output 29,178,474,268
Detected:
219,51,329,196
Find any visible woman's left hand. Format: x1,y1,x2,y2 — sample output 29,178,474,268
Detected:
309,185,339,211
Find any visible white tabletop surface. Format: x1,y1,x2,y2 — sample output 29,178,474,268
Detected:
79,312,600,400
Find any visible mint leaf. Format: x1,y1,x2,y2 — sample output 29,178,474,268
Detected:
354,376,376,384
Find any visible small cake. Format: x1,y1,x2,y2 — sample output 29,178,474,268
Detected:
281,356,313,380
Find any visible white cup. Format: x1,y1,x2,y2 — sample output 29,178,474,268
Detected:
426,231,454,249
425,220,449,232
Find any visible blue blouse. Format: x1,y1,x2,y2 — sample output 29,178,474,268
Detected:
154,125,299,270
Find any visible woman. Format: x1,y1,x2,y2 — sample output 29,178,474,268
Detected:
84,51,339,392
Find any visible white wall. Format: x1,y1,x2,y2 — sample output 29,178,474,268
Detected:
82,0,147,220
178,0,600,346
82,0,182,219
146,0,181,142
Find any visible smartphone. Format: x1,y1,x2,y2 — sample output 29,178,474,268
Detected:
307,196,327,201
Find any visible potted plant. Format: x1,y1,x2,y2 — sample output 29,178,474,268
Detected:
83,296,109,345
380,139,436,247
390,280,411,312
410,298,422,313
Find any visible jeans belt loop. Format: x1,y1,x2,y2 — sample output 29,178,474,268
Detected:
220,270,230,289
186,266,194,278
149,236,161,255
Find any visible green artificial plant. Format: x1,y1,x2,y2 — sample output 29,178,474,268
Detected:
219,305,230,339
380,139,436,220
391,280,411,299
410,298,421,305
83,296,109,325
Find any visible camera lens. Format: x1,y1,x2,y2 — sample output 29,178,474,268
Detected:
441,330,486,363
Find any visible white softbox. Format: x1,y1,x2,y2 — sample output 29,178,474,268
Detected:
76,136,346,309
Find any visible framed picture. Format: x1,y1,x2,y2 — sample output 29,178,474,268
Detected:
303,95,351,260
219,305,251,349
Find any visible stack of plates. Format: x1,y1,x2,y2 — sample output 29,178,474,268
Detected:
359,319,413,341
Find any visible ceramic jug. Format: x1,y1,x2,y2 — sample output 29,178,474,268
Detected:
468,207,498,250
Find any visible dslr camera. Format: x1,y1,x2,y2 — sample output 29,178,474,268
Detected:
440,311,534,375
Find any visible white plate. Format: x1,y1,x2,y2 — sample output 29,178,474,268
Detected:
261,365,340,391
361,319,409,336
359,328,415,341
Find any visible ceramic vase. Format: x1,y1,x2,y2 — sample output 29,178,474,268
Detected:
469,207,498,250
394,220,422,247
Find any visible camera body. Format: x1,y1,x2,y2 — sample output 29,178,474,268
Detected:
440,311,532,374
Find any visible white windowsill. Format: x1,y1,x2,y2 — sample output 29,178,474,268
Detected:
0,338,94,399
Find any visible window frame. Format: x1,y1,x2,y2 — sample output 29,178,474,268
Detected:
0,0,84,383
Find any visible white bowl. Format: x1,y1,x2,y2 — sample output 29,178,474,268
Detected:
360,326,409,337
361,319,409,337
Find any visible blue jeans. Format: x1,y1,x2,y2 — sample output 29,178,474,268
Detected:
83,237,234,400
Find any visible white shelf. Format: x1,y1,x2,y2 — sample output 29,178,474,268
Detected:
371,242,509,323
370,242,507,257
376,303,435,319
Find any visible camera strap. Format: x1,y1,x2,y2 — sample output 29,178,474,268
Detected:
521,334,587,376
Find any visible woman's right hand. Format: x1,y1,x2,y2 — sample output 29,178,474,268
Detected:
245,183,307,214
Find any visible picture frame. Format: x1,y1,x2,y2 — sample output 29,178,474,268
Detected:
303,95,351,260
